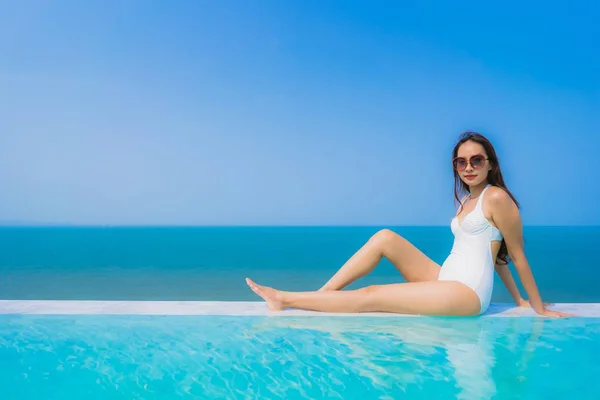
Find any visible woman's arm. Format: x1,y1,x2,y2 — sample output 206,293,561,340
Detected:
495,262,552,308
490,189,573,318
494,262,525,305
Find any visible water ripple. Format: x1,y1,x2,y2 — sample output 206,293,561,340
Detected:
0,316,599,399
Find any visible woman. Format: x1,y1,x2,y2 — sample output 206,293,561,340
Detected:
246,132,573,318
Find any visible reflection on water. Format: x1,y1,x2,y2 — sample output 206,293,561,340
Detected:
0,316,597,399
250,317,551,400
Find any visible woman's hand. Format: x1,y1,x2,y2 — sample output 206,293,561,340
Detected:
517,298,552,308
536,308,576,318
517,298,575,317
519,299,575,317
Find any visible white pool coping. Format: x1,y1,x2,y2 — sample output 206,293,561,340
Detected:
0,301,598,317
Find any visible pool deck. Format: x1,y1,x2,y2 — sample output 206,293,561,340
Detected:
0,301,598,317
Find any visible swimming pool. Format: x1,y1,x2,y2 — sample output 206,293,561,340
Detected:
1,305,599,399
2,227,598,399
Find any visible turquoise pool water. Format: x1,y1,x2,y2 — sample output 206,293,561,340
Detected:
1,315,598,399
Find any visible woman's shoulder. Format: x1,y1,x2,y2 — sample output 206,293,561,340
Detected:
486,185,519,211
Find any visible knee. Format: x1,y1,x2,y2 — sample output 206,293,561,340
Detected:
357,285,380,295
356,285,381,311
371,229,400,245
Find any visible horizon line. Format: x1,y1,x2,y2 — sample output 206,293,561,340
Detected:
0,223,598,228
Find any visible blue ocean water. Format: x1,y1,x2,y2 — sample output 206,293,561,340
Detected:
0,226,598,302
0,315,599,399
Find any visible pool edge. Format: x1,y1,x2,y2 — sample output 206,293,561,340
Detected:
0,300,598,317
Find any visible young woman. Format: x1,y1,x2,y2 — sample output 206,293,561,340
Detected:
246,132,573,318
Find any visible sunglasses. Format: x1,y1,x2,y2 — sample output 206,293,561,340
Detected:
452,154,489,171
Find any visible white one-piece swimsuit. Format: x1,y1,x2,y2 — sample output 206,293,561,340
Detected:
438,184,503,314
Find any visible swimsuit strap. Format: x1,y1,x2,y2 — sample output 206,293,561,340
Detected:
475,184,492,211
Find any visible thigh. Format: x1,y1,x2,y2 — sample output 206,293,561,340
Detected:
375,229,441,282
363,281,481,316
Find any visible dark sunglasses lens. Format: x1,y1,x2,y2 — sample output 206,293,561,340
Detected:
454,159,467,170
471,156,485,169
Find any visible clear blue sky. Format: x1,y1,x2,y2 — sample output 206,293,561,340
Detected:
1,1,598,226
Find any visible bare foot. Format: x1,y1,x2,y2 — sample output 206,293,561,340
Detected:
245,278,285,311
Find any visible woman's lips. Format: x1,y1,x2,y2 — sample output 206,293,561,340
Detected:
465,175,477,179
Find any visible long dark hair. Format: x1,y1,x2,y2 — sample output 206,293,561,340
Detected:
452,131,520,265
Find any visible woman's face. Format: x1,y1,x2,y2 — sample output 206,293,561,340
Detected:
454,140,492,186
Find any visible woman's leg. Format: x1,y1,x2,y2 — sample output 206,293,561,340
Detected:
247,278,481,316
319,229,441,291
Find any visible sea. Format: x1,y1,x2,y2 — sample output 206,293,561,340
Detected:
0,226,597,303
